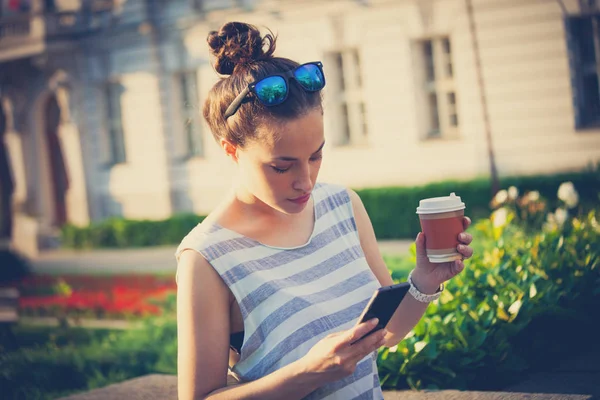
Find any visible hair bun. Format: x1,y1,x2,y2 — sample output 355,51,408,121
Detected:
207,22,276,75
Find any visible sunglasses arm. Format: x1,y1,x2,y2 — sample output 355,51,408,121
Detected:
224,86,252,119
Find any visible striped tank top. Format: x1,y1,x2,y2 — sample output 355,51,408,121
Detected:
175,182,384,400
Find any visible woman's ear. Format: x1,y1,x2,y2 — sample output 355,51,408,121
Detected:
220,138,240,163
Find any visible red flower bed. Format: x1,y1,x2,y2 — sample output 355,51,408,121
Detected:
18,274,177,319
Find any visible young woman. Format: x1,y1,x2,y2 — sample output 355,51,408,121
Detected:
175,22,474,400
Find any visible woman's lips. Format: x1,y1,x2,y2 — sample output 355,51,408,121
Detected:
289,193,311,204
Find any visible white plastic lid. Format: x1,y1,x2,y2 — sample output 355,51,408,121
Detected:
416,192,466,214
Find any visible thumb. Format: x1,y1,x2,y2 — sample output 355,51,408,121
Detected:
415,232,427,258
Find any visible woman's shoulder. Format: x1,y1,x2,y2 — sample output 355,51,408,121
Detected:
174,218,217,262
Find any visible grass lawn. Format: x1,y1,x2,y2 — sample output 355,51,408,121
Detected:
7,324,115,351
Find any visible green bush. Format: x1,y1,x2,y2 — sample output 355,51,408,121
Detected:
61,213,205,249
376,203,600,390
357,168,600,239
0,314,177,400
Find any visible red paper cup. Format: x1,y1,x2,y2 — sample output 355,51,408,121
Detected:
416,193,466,263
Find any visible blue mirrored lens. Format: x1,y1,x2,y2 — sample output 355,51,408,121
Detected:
255,76,287,106
294,64,325,91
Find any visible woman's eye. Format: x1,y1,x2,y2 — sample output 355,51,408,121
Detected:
310,154,323,162
272,166,289,174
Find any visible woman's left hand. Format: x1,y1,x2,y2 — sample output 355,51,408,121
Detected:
410,216,474,294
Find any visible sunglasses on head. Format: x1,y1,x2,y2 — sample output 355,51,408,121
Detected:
224,61,326,119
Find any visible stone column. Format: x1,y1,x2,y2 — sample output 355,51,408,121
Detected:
56,121,89,226
3,128,39,257
3,131,27,213
55,86,90,226
49,81,90,226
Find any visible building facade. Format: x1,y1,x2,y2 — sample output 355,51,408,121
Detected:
1,0,599,255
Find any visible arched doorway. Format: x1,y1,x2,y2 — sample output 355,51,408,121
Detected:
44,95,69,227
0,103,14,241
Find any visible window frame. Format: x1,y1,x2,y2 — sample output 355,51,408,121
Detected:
566,13,600,130
325,47,368,147
175,69,204,159
415,35,460,140
104,80,127,166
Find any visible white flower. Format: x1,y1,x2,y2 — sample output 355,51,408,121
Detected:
565,193,579,208
543,219,557,232
508,186,519,201
558,182,579,208
388,345,398,353
492,207,508,228
494,189,508,205
414,341,427,353
554,208,568,226
591,215,600,233
527,191,540,202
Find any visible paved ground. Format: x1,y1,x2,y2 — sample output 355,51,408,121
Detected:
30,245,181,275
30,240,413,274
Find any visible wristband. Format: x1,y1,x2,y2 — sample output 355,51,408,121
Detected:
407,269,444,303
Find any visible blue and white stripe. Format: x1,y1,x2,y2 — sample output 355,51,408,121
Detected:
176,182,384,399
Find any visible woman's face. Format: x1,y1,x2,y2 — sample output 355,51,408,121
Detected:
235,108,325,215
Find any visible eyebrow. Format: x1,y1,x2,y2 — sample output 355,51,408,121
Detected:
275,141,326,161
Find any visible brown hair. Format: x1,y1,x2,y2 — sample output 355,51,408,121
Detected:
202,22,323,148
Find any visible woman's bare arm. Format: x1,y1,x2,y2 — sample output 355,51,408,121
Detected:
347,189,430,346
177,250,231,398
348,189,472,347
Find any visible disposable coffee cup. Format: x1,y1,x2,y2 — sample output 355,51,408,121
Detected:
416,193,466,263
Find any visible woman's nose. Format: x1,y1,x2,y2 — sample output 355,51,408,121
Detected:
293,164,312,192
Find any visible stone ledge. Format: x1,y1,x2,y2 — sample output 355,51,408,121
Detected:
58,374,593,400
59,374,177,400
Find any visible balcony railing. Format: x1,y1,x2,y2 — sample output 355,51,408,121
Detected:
44,0,116,38
44,9,113,39
0,3,116,62
0,12,45,63
0,0,116,55
0,15,32,42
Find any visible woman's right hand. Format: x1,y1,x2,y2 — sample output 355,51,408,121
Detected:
297,318,387,385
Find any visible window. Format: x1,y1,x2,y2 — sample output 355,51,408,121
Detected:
416,37,458,139
326,48,368,146
566,14,600,128
105,82,126,164
177,70,203,158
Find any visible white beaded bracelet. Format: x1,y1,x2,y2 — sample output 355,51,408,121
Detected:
407,269,444,303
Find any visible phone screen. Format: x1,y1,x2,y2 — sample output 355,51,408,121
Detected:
352,282,410,344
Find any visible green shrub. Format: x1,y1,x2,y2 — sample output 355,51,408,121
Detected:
376,205,600,390
61,213,205,249
0,316,177,400
383,254,414,281
356,168,600,239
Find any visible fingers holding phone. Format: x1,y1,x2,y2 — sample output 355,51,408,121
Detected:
298,318,386,384
344,319,387,363
297,284,408,387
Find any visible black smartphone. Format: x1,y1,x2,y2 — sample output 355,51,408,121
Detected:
351,282,410,345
